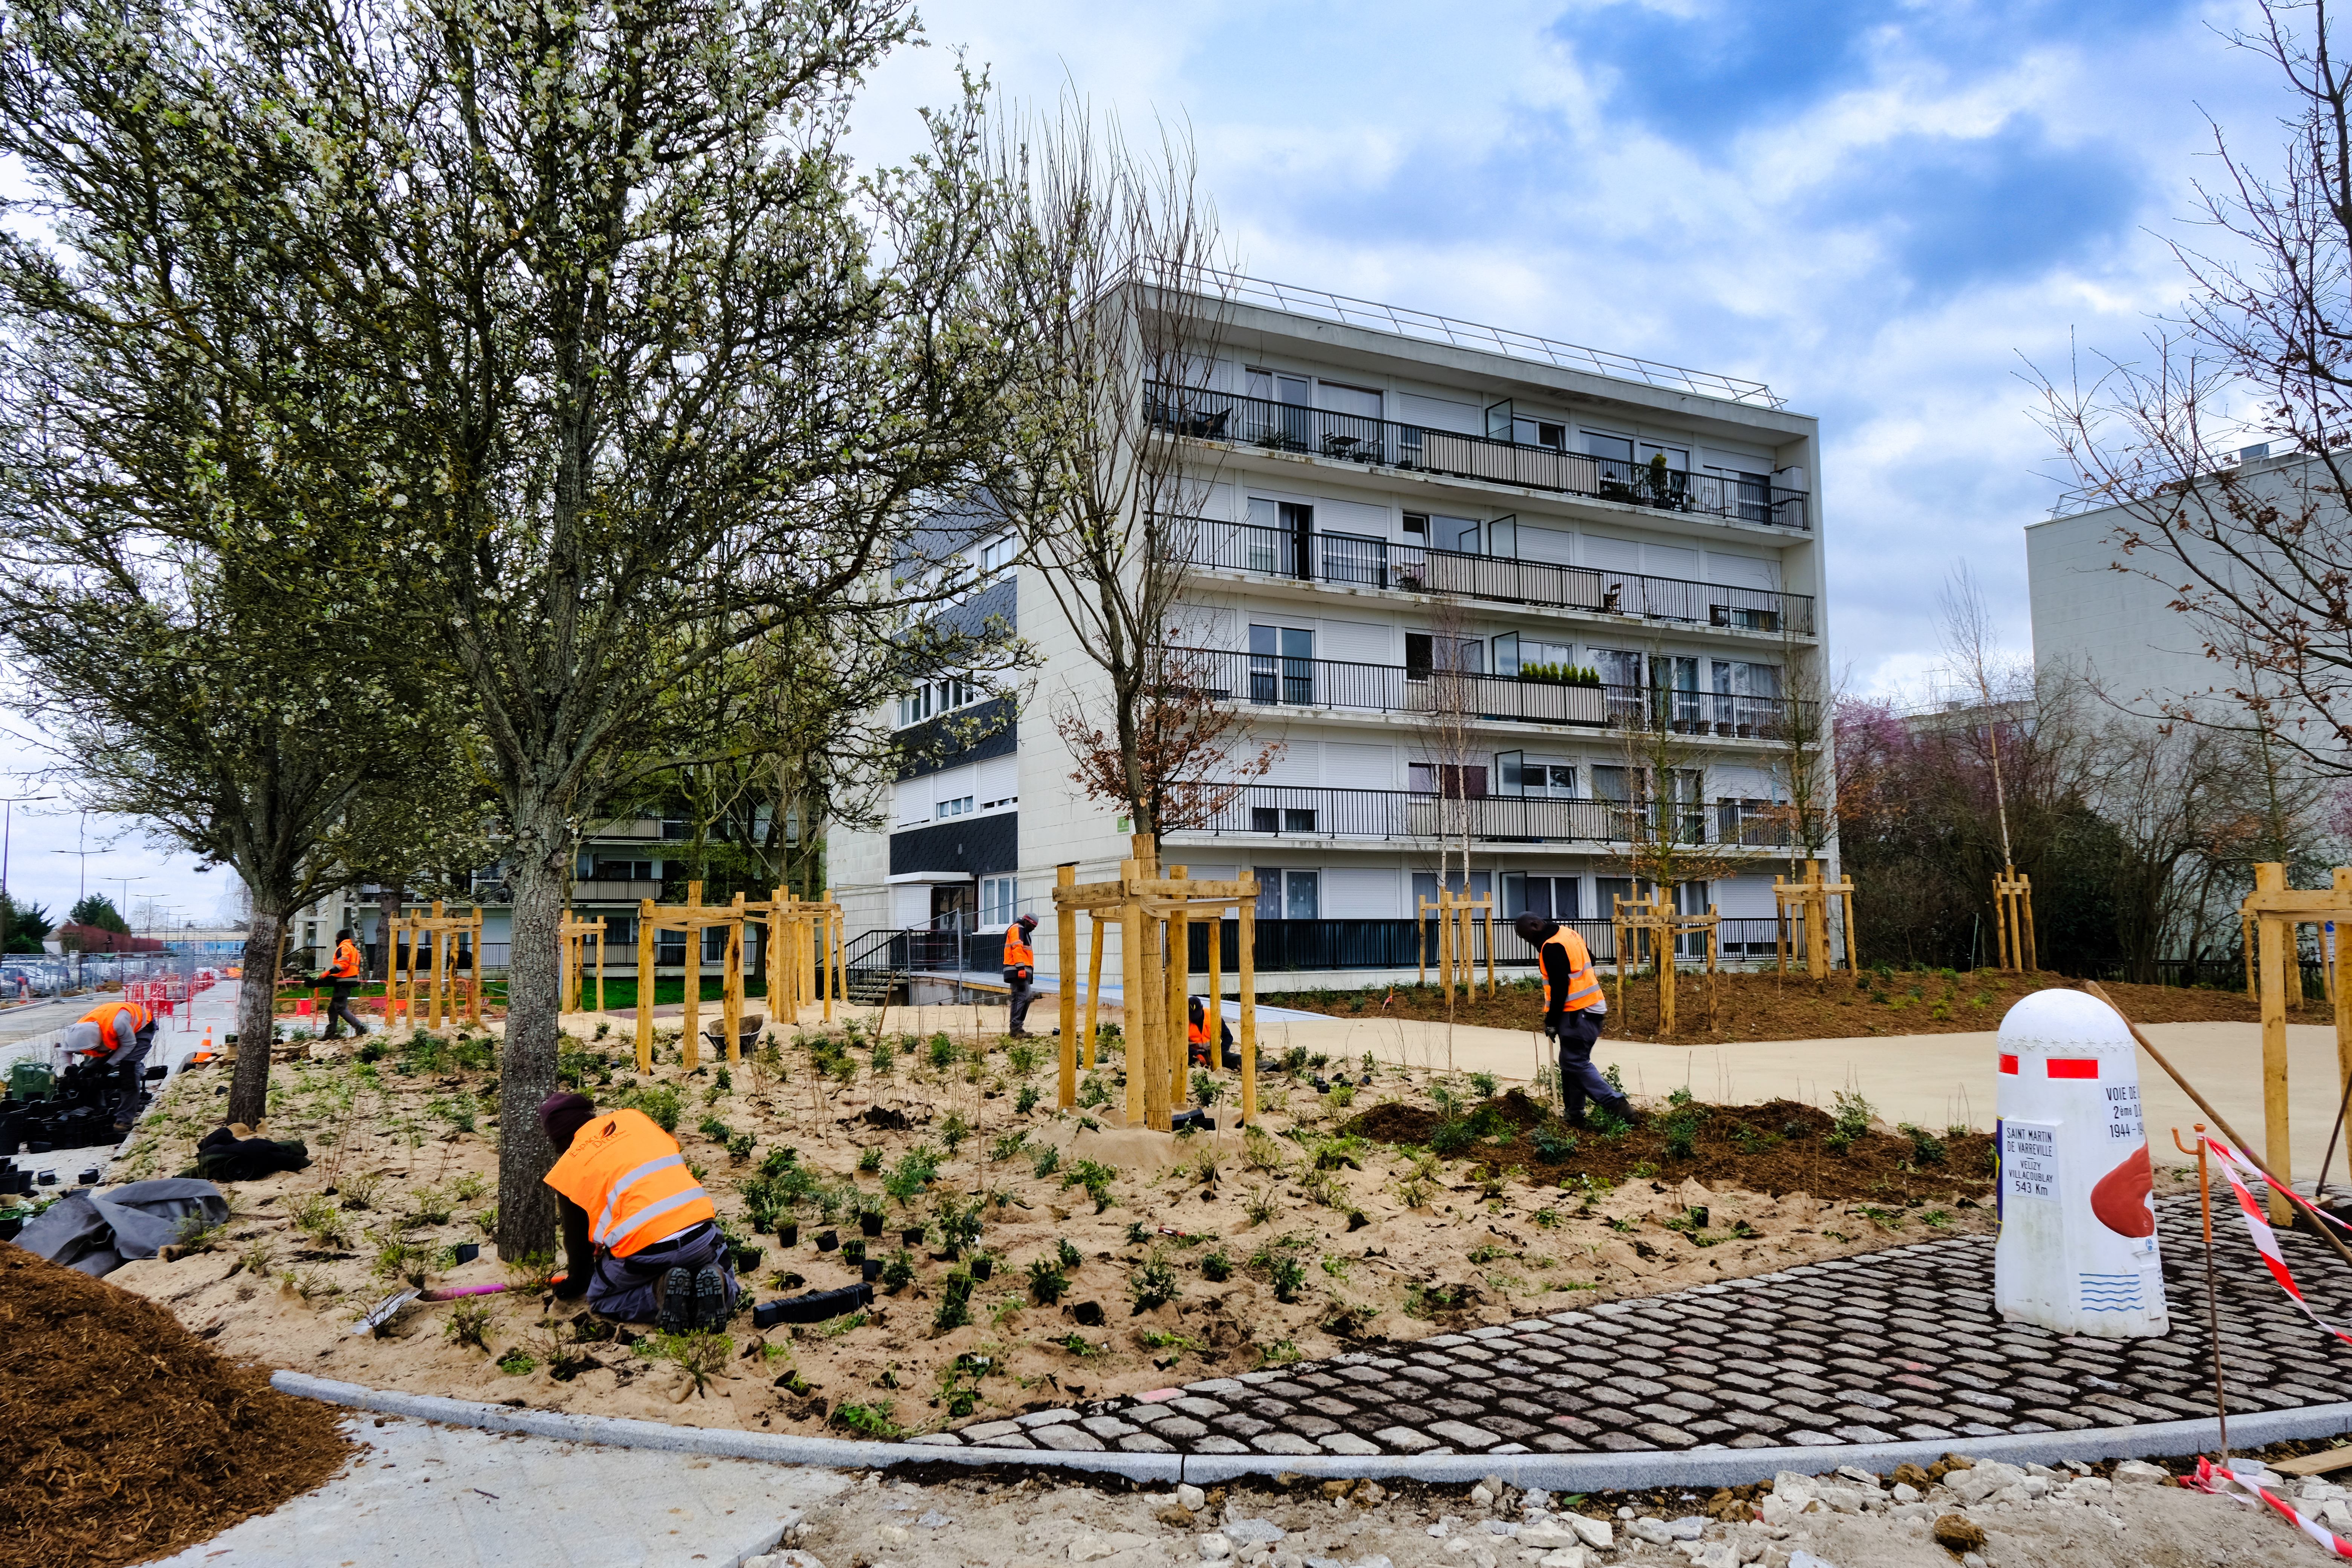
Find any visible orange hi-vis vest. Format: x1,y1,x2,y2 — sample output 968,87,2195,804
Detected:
1188,1018,1210,1047
325,938,361,980
1541,928,1604,1012
1003,929,1034,968
544,1109,715,1259
74,1000,154,1056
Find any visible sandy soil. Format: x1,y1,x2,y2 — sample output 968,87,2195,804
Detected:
750,1445,2334,1568
102,1009,2001,1443
1262,969,2277,1044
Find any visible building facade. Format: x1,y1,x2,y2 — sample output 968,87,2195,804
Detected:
833,277,1837,984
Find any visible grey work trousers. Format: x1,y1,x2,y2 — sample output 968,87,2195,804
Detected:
587,1220,738,1323
1546,1007,1620,1123
1005,974,1036,1035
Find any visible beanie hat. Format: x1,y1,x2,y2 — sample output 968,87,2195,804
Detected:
537,1090,596,1150
1513,912,1557,944
1017,913,1038,931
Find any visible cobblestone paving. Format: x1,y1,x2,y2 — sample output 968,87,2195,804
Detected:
912,1198,2352,1459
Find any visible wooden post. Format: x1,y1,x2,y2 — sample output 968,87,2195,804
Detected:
427,900,444,1029
1658,897,1678,1037
1057,865,1079,1109
1484,896,1496,997
2337,872,2352,1146
2020,875,2038,972
1418,896,1427,988
723,892,745,1063
636,898,657,1072
1239,876,1258,1126
2257,862,2292,1225
1803,862,1827,981
1841,881,1860,975
1084,913,1105,1072
594,919,605,1017
1120,858,1145,1125
680,881,703,1072
1437,890,1456,1006
1706,908,1721,1031
468,907,484,1027
766,887,786,1026
1167,867,1190,1113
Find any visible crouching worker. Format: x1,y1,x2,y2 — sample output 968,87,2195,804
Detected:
1187,995,1240,1070
64,998,158,1133
538,1091,738,1333
1514,913,1633,1128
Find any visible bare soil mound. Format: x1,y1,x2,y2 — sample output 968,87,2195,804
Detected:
0,1242,352,1568
1345,1089,1999,1205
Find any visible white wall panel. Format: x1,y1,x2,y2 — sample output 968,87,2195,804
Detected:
1320,619,1392,665
975,753,1018,805
1644,543,1700,579
1261,739,1321,784
1324,867,1401,918
1584,533,1641,572
1713,875,1777,919
1317,497,1391,537
1707,551,1778,590
1322,741,1396,788
1519,526,1576,565
1397,392,1481,433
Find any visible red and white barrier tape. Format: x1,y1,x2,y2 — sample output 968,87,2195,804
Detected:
2188,1455,2352,1559
2201,1136,2352,1349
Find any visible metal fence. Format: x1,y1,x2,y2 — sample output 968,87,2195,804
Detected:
1178,646,1813,738
1170,784,1794,850
1183,916,1791,972
1148,383,1809,529
1172,515,1812,634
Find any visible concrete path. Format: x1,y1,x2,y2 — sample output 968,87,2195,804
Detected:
918,1196,2352,1463
150,1413,849,1568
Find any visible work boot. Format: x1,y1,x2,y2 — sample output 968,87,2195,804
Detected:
693,1264,727,1327
657,1266,693,1335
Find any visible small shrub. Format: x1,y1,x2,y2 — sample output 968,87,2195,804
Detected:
1007,1042,1039,1078
1200,1248,1232,1282
1825,1089,1875,1155
1243,1127,1289,1174
1470,1071,1499,1098
1063,1159,1118,1213
933,1271,975,1331
1127,1248,1181,1311
496,1348,536,1376
337,1173,384,1213
1016,1083,1040,1115
831,1401,903,1439
1531,1121,1580,1162
1899,1122,1948,1166
1254,1245,1308,1302
939,1111,971,1156
444,1300,496,1350
879,1248,915,1291
1057,1237,1083,1270
927,1035,957,1071
449,1173,488,1204
1031,1144,1061,1179
616,1082,682,1133
1243,1185,1278,1226
1026,1256,1070,1304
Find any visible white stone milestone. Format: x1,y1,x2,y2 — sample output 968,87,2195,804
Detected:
1992,989,2170,1337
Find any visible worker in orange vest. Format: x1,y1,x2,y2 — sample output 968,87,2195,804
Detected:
538,1091,736,1331
1001,912,1038,1037
1515,912,1632,1128
62,997,158,1131
1187,994,1238,1069
316,928,369,1040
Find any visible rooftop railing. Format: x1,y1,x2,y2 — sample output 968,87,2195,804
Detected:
1172,515,1814,636
1175,647,1814,738
1201,273,1788,410
1148,383,1810,530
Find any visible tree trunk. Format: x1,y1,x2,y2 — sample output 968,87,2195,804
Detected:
495,810,569,1263
227,899,287,1127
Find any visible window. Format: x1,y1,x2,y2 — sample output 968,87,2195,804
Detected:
657,930,687,967
703,926,730,962
1582,430,1634,464
1318,382,1382,418
1718,797,1785,846
591,859,656,882
937,795,974,819
1247,368,1309,405
1245,497,1312,577
1253,868,1283,919
1495,754,1573,794
1249,624,1314,704
661,818,688,840
606,916,638,946
979,535,1018,573
979,792,1018,812
898,677,977,729
980,876,1018,926
1502,873,1579,920
1592,765,1633,805
1406,632,1482,680
1408,761,1488,797
1284,871,1319,920
1593,649,1643,689
1248,806,1318,835
1412,870,1492,911
1594,876,1638,917
1401,512,1427,535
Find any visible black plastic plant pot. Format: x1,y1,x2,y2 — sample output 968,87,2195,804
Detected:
778,1222,799,1248
942,1244,962,1262
731,1244,765,1272
841,1239,866,1265
815,1229,839,1252
971,1256,994,1282
859,1212,884,1237
902,1225,926,1247
861,1259,883,1283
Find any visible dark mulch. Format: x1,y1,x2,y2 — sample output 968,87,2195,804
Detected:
1343,1089,1999,1205
1269,969,2270,1043
0,1243,353,1568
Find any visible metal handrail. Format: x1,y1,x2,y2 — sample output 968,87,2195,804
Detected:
1170,647,1814,737
1147,383,1809,530
1167,513,1813,635
1202,272,1787,409
1163,783,1793,848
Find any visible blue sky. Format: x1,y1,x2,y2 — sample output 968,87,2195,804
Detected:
0,0,2290,923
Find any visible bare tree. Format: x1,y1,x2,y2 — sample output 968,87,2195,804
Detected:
1938,563,2020,867
989,100,1240,838
2035,0,2352,779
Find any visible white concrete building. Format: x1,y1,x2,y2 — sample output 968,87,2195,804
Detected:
833,276,1837,986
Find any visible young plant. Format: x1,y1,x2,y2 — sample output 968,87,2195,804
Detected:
1026,1255,1070,1305
1200,1248,1232,1282
1015,1082,1041,1115
444,1300,496,1350
1126,1248,1182,1311
1056,1237,1083,1271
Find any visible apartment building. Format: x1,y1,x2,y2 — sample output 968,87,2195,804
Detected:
833,276,1835,984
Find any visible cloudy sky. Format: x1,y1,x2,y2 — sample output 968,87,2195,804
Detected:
0,0,2295,928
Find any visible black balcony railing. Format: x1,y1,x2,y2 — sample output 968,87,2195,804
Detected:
1178,647,1815,738
1166,784,1792,848
1147,383,1810,530
1170,516,1813,637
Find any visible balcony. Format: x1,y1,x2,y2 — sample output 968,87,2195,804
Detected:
1173,516,1813,637
1179,648,1816,739
1147,383,1809,530
1166,784,1794,848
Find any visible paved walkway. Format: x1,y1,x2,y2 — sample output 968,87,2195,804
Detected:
152,1413,848,1568
912,1197,2352,1460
